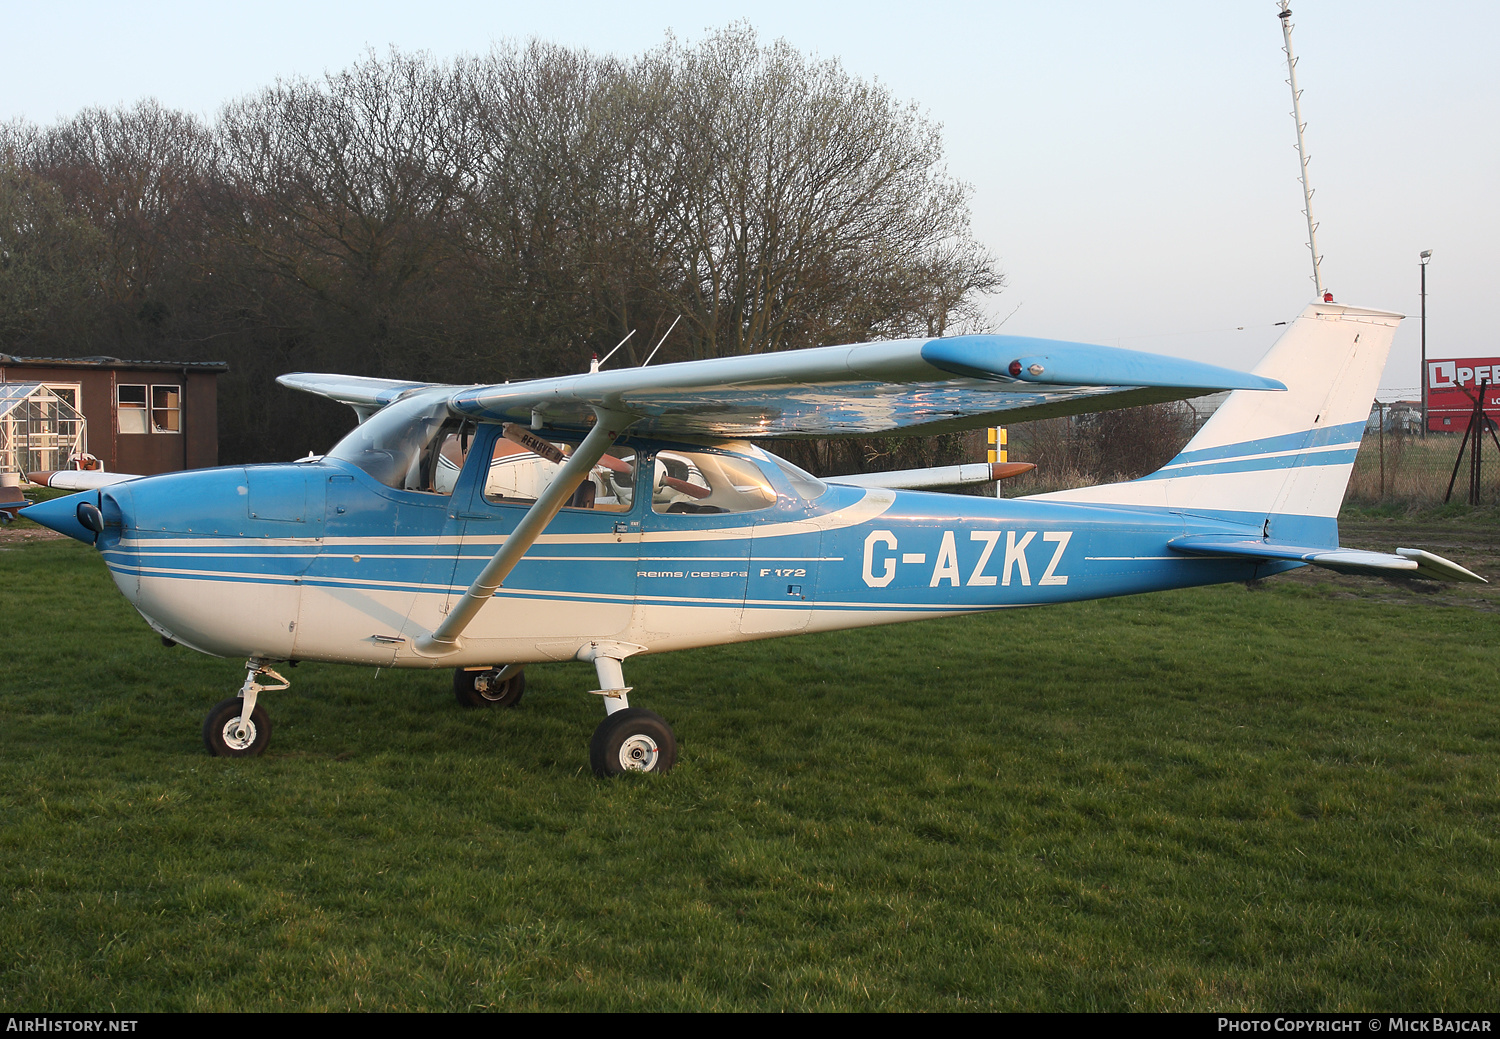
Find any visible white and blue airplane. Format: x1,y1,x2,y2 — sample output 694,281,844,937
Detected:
21,301,1485,775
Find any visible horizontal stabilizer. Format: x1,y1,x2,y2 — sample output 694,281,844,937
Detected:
1168,535,1486,583
0,484,26,522
1395,547,1489,583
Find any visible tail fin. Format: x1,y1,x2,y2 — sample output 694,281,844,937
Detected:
1028,303,1400,541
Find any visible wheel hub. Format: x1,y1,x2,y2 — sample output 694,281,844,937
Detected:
617,733,660,772
221,716,257,751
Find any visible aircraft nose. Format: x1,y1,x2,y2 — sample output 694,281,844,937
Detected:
19,491,103,544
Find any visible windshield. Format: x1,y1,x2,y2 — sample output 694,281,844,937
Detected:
762,450,828,500
326,391,455,491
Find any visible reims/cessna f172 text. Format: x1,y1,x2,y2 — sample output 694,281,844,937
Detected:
22,303,1485,775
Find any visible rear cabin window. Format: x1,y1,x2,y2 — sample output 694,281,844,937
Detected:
763,451,828,500
650,450,776,514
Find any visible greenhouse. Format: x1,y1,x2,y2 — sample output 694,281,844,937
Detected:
0,381,88,478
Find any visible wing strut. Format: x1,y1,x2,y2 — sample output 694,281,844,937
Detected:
415,408,636,655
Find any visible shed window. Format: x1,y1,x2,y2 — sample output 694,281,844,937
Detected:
118,385,148,434
151,385,181,433
49,385,79,412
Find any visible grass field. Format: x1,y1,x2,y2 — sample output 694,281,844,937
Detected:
2,517,1498,1011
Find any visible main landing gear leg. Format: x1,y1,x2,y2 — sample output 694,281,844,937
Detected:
203,659,287,757
582,647,677,777
454,664,526,708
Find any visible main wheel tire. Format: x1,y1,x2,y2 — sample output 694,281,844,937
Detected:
203,696,272,757
589,708,677,777
454,667,526,708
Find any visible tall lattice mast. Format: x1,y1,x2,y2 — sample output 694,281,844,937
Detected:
1278,2,1324,299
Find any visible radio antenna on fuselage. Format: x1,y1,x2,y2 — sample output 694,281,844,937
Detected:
1278,2,1324,299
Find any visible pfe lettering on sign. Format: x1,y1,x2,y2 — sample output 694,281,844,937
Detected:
1428,360,1500,389
861,529,1072,589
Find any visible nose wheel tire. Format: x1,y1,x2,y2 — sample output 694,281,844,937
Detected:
203,696,272,757
590,708,677,777
454,667,526,708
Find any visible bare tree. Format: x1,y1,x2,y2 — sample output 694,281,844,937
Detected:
454,42,636,375
0,162,103,351
639,26,1000,358
22,101,212,340
211,50,473,377
2,33,1005,467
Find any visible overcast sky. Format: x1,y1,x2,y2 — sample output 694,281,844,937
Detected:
3,0,1494,397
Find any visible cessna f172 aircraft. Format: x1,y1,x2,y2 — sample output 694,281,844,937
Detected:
21,302,1485,775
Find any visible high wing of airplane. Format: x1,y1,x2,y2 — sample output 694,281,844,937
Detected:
280,332,1287,439
20,312,1485,776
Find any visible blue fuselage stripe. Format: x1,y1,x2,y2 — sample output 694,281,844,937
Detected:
1136,446,1359,481
1165,421,1365,466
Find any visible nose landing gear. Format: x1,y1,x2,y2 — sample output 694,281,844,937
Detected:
203,659,287,757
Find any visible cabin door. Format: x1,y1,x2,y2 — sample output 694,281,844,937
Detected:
449,426,643,649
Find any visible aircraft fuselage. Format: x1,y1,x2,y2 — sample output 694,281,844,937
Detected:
64,432,1293,669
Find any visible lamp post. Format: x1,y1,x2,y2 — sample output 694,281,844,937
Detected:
1420,250,1432,437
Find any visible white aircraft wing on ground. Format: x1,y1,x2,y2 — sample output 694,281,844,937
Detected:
26,470,138,491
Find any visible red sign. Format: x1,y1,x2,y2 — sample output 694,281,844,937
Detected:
1426,358,1500,432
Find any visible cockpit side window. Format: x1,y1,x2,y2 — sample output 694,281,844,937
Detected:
650,450,777,514
423,419,475,495
481,430,636,512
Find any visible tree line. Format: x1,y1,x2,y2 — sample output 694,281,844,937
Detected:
0,27,1001,468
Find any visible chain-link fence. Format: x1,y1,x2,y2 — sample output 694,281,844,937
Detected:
995,402,1500,508
1347,426,1500,507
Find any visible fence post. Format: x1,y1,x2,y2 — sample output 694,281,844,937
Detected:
1378,402,1386,500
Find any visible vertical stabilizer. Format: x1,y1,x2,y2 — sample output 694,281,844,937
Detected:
1028,303,1400,539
